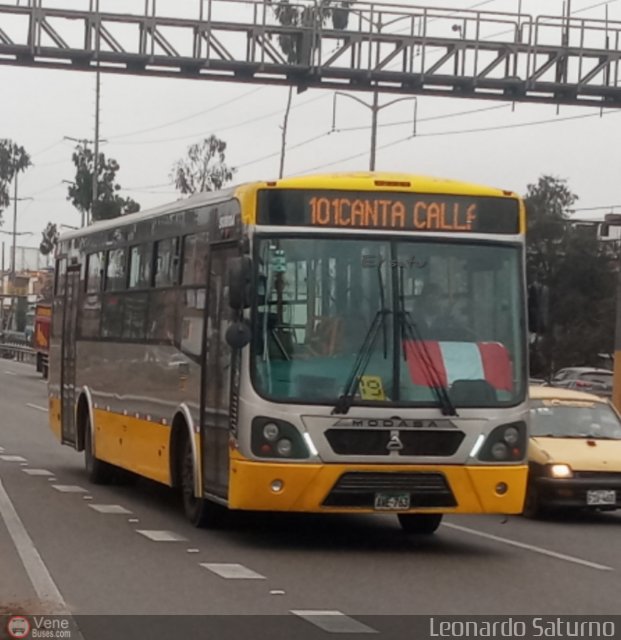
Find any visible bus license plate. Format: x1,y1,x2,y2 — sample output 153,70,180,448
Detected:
586,489,616,506
374,493,410,510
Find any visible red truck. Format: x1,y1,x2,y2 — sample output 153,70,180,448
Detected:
33,302,51,378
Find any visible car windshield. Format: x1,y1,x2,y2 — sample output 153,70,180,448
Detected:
251,235,526,408
530,399,621,439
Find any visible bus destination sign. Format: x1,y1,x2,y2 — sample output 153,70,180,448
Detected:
257,190,520,234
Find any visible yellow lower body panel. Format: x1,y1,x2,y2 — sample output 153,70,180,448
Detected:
228,456,528,514
93,410,172,486
48,397,61,440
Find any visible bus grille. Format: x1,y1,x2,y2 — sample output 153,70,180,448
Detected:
322,472,457,508
325,429,464,456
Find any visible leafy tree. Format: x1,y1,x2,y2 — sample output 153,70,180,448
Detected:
39,222,59,256
170,135,236,195
67,142,140,223
0,139,32,223
525,175,617,377
267,0,352,64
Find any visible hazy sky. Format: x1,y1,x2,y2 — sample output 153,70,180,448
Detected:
2,0,621,252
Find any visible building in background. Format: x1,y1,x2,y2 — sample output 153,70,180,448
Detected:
0,244,54,333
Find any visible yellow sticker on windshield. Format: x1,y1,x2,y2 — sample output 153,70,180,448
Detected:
359,375,386,401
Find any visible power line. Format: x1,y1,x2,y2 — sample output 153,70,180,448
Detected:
111,93,330,146
334,103,509,133
107,87,264,140
295,107,620,174
570,203,621,211
237,131,334,169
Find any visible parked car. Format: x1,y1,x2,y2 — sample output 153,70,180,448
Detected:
524,385,621,517
548,367,613,398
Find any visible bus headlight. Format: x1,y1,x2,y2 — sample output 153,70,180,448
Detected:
276,438,293,456
478,421,527,462
263,423,280,442
251,417,310,459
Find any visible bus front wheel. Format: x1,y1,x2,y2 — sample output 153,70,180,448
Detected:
181,437,227,528
398,513,443,535
84,417,114,485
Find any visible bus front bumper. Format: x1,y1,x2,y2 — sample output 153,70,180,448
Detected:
227,457,527,514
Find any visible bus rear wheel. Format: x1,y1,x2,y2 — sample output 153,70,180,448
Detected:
398,513,443,535
180,437,227,528
84,416,114,485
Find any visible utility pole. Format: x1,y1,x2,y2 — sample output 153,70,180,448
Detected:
6,177,34,331
63,133,106,227
91,67,101,226
332,89,418,171
278,87,293,179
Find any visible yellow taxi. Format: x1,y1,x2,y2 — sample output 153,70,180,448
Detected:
525,385,621,517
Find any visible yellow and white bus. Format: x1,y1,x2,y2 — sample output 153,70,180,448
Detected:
48,172,529,534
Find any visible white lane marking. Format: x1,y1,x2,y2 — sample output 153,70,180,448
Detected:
291,611,378,634
0,446,4,452
89,504,132,514
200,563,266,580
0,455,27,462
22,469,54,476
442,522,614,571
47,477,57,482
26,403,47,412
136,530,187,542
52,485,88,493
4,371,16,376
0,478,68,611
186,548,200,553
270,589,286,595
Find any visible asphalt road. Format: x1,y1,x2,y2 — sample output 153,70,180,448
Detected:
1,358,621,638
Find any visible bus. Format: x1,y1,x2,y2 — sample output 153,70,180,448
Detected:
48,172,529,534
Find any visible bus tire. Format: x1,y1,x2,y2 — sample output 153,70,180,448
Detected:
180,436,227,528
84,415,114,485
398,513,443,535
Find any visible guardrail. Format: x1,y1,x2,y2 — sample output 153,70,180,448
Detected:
0,341,36,363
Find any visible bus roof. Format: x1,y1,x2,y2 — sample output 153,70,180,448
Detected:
58,172,520,243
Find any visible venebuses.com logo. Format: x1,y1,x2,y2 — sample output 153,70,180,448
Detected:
6,616,30,639
4,615,73,640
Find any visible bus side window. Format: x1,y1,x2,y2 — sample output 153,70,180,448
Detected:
128,243,153,289
105,248,127,291
154,237,179,287
55,258,67,296
86,252,105,293
182,232,209,286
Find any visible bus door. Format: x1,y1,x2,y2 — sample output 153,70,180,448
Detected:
60,265,80,446
201,243,237,499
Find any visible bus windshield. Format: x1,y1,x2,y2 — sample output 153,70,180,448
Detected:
251,235,526,408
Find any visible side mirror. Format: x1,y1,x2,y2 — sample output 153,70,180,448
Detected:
528,283,549,333
228,256,252,310
226,321,251,349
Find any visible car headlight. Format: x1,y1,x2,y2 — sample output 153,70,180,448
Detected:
549,463,573,478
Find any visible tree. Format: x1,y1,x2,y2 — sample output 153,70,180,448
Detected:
525,175,617,377
0,139,32,223
170,135,236,195
67,142,140,223
39,222,59,256
267,0,352,64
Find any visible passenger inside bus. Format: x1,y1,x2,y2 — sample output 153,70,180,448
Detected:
413,283,475,341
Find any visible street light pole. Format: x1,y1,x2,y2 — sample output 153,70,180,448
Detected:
11,173,18,314
332,89,418,171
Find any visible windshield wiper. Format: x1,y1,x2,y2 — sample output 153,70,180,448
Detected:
397,267,457,417
332,265,390,415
